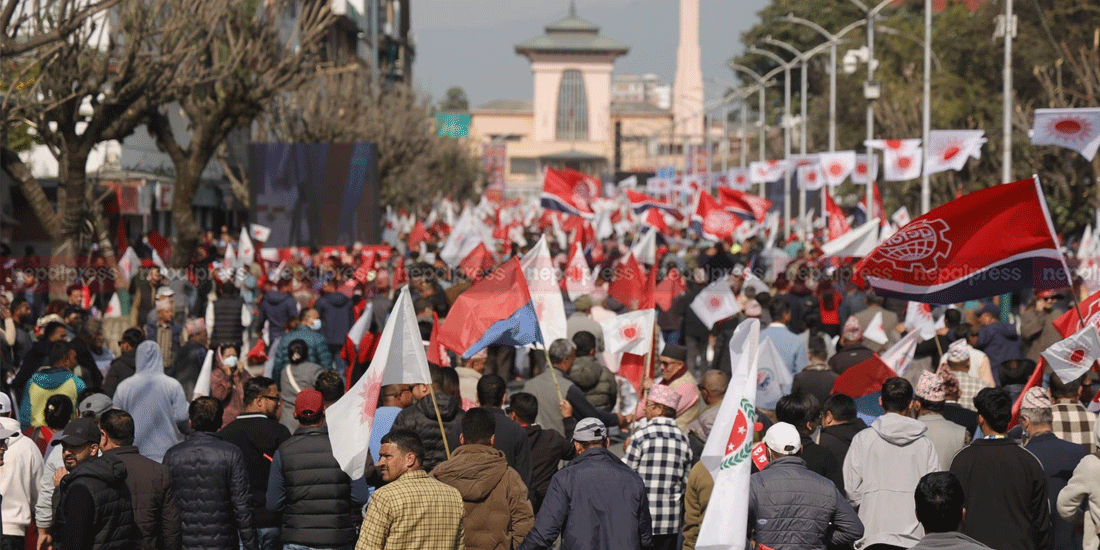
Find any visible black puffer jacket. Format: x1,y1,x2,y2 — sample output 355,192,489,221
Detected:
54,453,136,550
748,456,863,550
163,431,258,550
103,446,180,550
566,356,617,411
253,291,299,342
276,426,356,548
391,392,463,472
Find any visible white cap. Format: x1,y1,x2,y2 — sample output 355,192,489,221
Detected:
0,393,11,414
763,422,802,455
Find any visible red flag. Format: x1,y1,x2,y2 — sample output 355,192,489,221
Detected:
852,177,1071,303
608,254,646,310
392,256,408,288
247,339,268,364
858,182,886,226
639,264,657,310
146,231,171,260
717,187,772,223
690,192,740,242
541,167,596,218
458,242,495,281
831,355,896,398
825,191,850,240
618,353,649,395
426,311,450,367
654,267,687,311
643,209,670,235
1010,357,1047,428
406,220,427,251
1054,292,1099,337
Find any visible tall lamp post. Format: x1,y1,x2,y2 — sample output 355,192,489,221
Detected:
747,45,798,238
728,63,776,197
848,0,898,222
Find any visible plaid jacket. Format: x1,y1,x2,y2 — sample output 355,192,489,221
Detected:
356,470,465,550
1052,402,1096,454
625,416,692,536
956,372,990,412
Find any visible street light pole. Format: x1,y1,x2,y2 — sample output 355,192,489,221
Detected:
748,45,796,238
849,0,896,224
921,0,932,213
1001,0,1014,185
729,62,776,197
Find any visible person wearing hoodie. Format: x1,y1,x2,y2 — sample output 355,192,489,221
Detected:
432,408,534,550
843,377,939,550
819,394,868,476
21,341,86,431
391,367,464,472
314,281,353,366
0,393,42,550
271,309,333,388
253,281,299,344
51,417,137,550
112,341,189,463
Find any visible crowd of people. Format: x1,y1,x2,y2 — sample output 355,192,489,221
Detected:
0,219,1097,550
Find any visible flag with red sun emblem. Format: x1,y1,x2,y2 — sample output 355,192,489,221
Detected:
818,150,857,187
925,130,986,175
697,319,759,549
600,309,656,355
1042,324,1100,385
884,146,923,181
1031,108,1100,161
797,163,825,191
726,168,752,190
851,153,878,185
689,278,741,329
749,159,789,184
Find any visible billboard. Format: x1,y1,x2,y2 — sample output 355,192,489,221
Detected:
249,142,380,248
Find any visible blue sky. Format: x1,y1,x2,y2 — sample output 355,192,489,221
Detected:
411,0,771,107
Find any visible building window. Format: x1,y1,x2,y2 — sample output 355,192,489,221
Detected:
556,70,588,141
510,157,538,175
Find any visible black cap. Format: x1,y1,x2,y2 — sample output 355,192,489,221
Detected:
660,344,687,362
50,417,100,447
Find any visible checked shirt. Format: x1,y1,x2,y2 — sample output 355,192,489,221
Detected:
625,416,692,536
1052,401,1096,454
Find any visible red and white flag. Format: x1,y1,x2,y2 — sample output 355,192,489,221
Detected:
717,187,772,223
825,191,850,240
749,159,789,184
726,168,752,190
1042,324,1100,384
520,236,568,345
820,221,878,258
541,167,597,219
564,246,596,300
866,138,921,155
882,330,922,376
797,163,825,191
342,301,375,366
1031,108,1100,161
853,176,1071,303
691,192,740,241
698,319,759,549
864,311,888,345
104,293,121,318
690,278,741,329
601,309,657,355
884,146,923,181
237,228,255,266
851,153,878,185
904,301,939,340
630,229,658,266
249,224,271,243
818,151,857,187
328,287,432,478
891,206,911,227
642,208,670,236
925,130,986,175
1054,291,1100,338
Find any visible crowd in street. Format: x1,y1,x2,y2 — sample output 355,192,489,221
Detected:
0,220,1097,550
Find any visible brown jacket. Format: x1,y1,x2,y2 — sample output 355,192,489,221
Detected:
683,461,714,550
432,444,534,550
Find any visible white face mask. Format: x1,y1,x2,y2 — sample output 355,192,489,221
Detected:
310,319,322,331
223,355,239,368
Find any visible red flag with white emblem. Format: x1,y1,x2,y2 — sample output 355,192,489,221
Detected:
825,191,850,240
1031,108,1100,161
691,192,741,241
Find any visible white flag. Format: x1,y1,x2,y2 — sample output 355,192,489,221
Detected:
116,247,140,285
797,163,825,191
346,301,374,356
1031,108,1100,161
237,228,255,266
741,270,770,295
891,206,911,227
864,311,889,345
884,147,923,181
758,337,794,406
883,330,922,376
520,236,569,345
851,153,878,185
328,287,433,479
104,293,121,318
1042,324,1100,385
630,229,658,266
690,279,741,330
749,160,789,183
619,175,638,188
698,319,759,550
601,309,656,355
726,168,752,190
249,224,271,243
818,150,857,187
224,244,237,269
865,138,921,155
439,210,484,266
192,350,214,398
905,301,938,341
564,247,596,301
924,130,986,175
820,221,879,258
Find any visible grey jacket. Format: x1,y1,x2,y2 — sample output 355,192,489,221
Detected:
920,412,969,471
909,531,994,550
749,456,864,550
566,355,617,412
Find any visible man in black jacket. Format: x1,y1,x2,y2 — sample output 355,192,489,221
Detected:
267,389,365,550
476,374,533,490
99,409,180,550
52,417,136,550
507,392,575,514
774,391,844,491
220,377,292,550
818,393,868,478
949,387,1052,550
163,397,258,550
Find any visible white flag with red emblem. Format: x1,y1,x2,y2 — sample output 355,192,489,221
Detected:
237,228,255,266
851,153,878,185
925,130,986,175
328,286,432,479
698,319,759,550
866,138,921,155
726,168,752,190
891,206,911,227
601,309,656,355
818,151,857,187
882,330,921,376
797,163,825,191
1031,108,1100,161
104,293,121,318
249,224,271,243
520,236,568,345
690,278,741,330
1043,324,1100,385
564,246,595,300
749,160,789,184
884,146,923,181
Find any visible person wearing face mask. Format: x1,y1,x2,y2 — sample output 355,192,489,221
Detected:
210,344,252,428
271,309,334,390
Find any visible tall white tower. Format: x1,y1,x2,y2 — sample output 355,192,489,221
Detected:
673,0,704,144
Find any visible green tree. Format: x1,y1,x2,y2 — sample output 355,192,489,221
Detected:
439,86,470,112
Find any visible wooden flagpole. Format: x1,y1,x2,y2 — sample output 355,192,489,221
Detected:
429,388,451,459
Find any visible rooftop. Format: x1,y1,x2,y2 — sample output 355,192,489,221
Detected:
473,99,533,112
515,4,628,57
